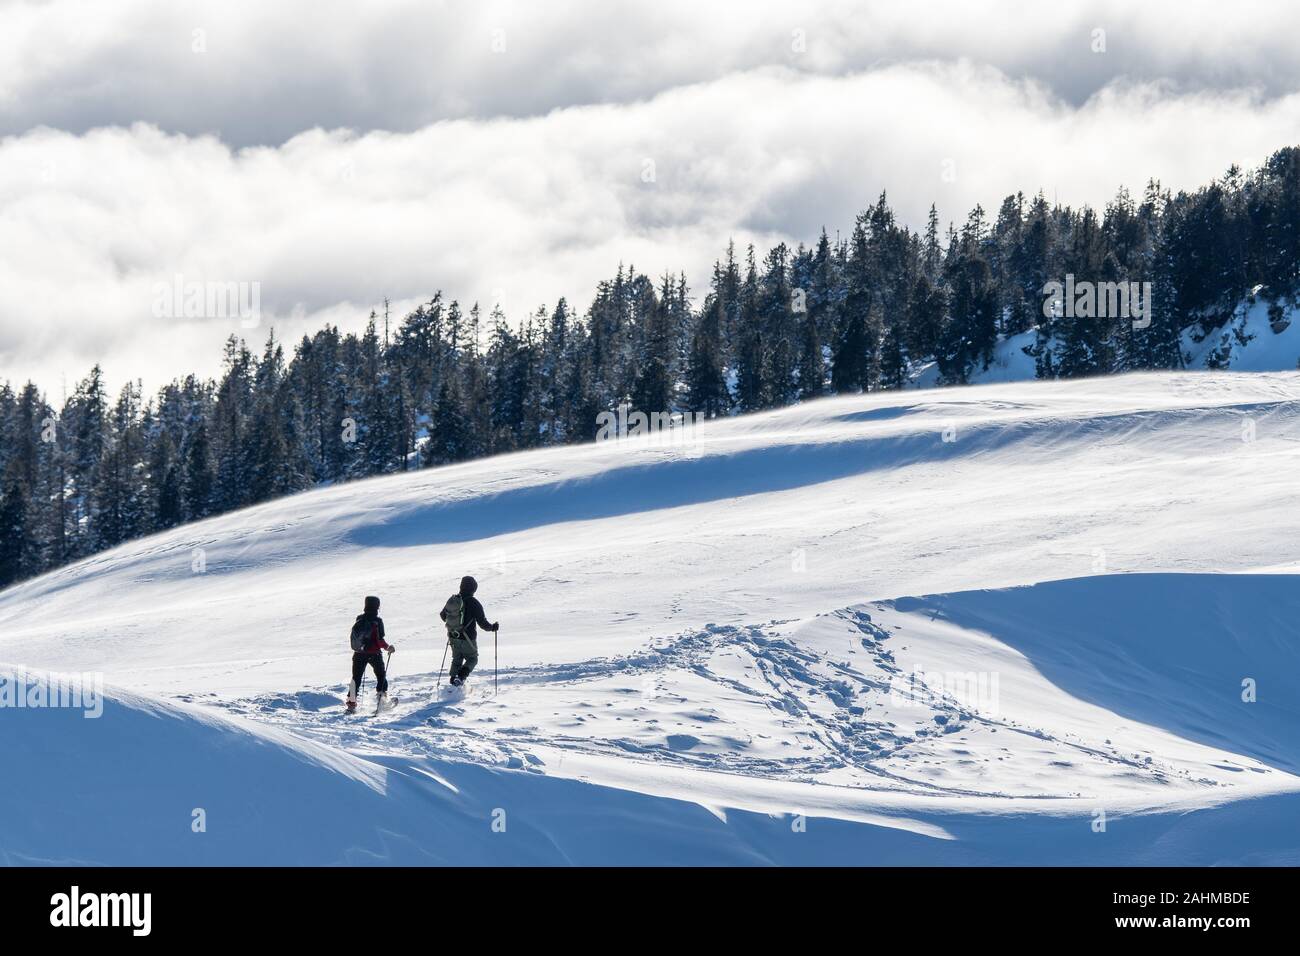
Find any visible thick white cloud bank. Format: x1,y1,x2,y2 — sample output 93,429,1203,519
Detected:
2,1,1300,394
5,0,1300,143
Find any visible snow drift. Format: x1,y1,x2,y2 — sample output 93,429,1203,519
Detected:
2,371,1300,864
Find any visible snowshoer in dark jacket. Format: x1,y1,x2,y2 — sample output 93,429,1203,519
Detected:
347,595,396,712
440,575,497,686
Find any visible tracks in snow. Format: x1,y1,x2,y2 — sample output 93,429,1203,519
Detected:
213,606,1220,800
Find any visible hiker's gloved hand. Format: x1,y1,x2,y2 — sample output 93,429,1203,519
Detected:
388,643,397,652
490,622,500,632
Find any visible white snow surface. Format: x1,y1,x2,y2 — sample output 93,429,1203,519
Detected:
3,370,1300,864
913,298,1300,390
1183,295,1300,372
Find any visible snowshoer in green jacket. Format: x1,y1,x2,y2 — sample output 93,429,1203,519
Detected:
440,576,497,686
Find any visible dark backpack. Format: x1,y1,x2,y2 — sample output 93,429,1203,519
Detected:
349,618,375,652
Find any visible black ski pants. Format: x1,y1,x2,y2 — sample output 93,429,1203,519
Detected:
351,651,388,696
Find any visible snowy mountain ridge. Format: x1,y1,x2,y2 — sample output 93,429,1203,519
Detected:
3,371,1300,864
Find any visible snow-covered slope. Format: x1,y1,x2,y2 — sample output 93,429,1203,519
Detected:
1183,295,1300,372
914,297,1300,389
910,329,1038,388
3,371,1300,864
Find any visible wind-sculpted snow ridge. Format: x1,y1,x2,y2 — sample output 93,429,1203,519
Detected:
3,372,1300,863
234,574,1299,812
8,568,1300,866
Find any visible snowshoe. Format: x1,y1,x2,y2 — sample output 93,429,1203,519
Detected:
440,681,469,700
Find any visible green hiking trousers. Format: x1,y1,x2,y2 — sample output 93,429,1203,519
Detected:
449,634,479,682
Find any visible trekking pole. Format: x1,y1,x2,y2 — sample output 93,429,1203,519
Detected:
494,627,499,696
436,638,450,695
